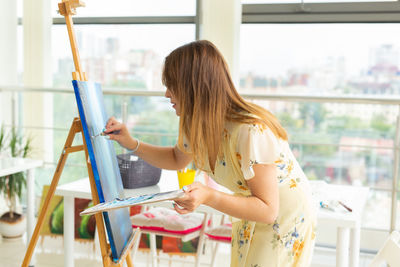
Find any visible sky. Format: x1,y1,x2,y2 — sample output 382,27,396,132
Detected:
240,24,400,76
16,0,400,79
51,23,400,78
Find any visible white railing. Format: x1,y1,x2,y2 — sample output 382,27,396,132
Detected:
1,85,400,233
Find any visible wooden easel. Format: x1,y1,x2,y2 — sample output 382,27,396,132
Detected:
22,1,139,266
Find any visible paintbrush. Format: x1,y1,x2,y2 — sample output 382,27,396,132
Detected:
92,129,120,138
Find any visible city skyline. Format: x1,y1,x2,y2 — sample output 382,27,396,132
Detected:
50,24,400,82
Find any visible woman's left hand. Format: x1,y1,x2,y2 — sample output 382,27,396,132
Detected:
173,182,213,214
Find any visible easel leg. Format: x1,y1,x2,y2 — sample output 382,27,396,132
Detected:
126,252,134,267
22,119,82,267
81,135,113,265
22,116,139,267
26,168,36,266
26,169,35,243
131,231,142,262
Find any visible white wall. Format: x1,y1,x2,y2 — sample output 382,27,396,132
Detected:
23,0,54,162
0,0,18,127
199,0,241,86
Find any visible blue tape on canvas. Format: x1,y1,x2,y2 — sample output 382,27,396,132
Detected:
72,80,132,261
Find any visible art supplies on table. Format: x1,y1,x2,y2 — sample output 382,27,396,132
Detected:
320,199,352,213
81,189,186,216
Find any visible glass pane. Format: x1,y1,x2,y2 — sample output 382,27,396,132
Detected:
0,93,13,125
240,24,400,96
53,93,79,129
14,127,86,194
17,0,22,18
293,144,394,188
52,24,195,88
52,0,196,17
53,93,178,154
102,95,179,147
244,99,397,189
128,96,179,146
362,189,390,230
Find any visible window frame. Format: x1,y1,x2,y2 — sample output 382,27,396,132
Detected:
18,0,399,237
243,2,400,23
241,0,400,235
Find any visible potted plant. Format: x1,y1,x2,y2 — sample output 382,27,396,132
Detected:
0,127,33,238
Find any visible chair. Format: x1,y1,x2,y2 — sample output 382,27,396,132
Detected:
204,214,232,267
200,175,232,267
130,206,209,267
368,231,400,267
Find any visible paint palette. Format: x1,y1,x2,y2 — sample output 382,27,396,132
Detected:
80,189,185,216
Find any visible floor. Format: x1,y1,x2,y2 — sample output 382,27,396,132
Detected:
0,235,377,267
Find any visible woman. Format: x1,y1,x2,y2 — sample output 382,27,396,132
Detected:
105,40,316,267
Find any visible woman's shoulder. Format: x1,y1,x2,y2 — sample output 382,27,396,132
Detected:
231,121,276,137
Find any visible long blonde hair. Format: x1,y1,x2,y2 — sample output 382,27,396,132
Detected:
162,40,287,170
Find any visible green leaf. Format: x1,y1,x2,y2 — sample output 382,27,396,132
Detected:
0,177,6,196
16,173,24,198
9,175,15,197
0,125,6,151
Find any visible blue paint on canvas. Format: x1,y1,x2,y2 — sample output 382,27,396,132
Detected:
72,80,133,261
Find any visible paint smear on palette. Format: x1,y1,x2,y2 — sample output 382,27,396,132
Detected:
81,189,185,216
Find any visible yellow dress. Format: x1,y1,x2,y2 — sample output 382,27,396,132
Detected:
188,121,317,267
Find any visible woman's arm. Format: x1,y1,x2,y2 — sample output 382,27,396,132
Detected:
105,117,192,170
174,164,279,224
132,142,193,170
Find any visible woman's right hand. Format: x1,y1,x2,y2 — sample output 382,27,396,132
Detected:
104,117,137,150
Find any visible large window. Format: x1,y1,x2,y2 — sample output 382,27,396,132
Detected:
240,24,400,96
9,0,400,248
52,24,195,88
240,21,400,235
39,4,196,190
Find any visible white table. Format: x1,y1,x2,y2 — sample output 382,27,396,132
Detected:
56,170,218,267
310,181,369,267
0,157,43,266
56,173,368,267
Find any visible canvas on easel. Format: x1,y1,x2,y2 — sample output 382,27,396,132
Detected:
73,80,133,261
22,1,139,266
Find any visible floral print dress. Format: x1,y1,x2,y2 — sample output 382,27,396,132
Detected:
188,121,317,267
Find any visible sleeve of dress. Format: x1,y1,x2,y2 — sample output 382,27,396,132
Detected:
236,124,281,180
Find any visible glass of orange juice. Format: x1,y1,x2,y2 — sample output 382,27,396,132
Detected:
177,169,196,189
